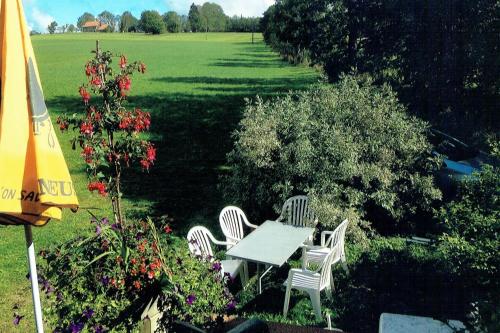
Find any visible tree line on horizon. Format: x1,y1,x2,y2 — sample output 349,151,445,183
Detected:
37,2,261,35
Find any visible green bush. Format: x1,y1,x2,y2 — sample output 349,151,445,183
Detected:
436,165,499,332
139,10,166,34
221,75,442,239
40,217,233,332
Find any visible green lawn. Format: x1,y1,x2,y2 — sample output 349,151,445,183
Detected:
0,32,319,332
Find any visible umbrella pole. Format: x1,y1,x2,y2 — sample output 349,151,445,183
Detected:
24,225,45,333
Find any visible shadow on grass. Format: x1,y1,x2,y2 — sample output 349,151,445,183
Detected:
48,74,316,236
210,58,288,68
326,243,473,332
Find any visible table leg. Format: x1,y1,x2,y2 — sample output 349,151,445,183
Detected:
259,265,273,294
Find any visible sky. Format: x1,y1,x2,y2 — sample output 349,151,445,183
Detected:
22,0,275,32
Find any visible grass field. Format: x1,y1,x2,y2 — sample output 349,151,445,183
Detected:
0,33,319,332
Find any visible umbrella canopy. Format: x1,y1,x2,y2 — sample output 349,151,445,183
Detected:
0,0,79,226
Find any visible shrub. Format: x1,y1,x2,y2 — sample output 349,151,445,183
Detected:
435,165,499,331
40,217,234,332
221,75,442,239
139,10,166,35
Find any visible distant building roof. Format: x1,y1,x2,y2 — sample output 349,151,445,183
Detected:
82,21,100,28
97,24,109,31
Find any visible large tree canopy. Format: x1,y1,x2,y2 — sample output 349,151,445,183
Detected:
188,3,203,32
199,2,227,32
77,12,95,29
120,11,139,32
163,11,182,33
139,10,165,34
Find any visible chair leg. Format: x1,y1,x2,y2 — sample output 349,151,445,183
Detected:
243,262,249,286
283,285,292,318
325,284,333,300
309,290,322,321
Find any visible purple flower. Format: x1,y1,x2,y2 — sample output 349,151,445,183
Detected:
101,217,109,225
186,294,196,305
13,314,24,326
56,292,63,302
111,223,122,231
212,262,222,272
69,321,84,333
226,300,237,311
95,225,102,236
135,232,143,240
100,276,110,286
83,308,94,319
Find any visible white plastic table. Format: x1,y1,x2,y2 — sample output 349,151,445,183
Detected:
379,313,467,333
226,220,315,293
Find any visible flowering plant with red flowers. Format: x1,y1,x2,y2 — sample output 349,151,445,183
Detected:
57,43,154,226
38,216,235,332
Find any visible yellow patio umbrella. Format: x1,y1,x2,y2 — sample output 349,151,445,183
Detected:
0,0,79,331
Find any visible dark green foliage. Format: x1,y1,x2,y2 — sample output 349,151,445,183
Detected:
139,10,166,34
47,21,58,34
188,3,203,32
227,16,261,33
77,12,95,29
222,76,442,239
119,11,139,33
435,166,499,332
67,24,76,33
262,0,499,143
163,11,182,33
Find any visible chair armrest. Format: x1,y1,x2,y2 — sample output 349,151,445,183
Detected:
212,238,236,247
245,221,259,229
289,267,320,278
320,231,335,247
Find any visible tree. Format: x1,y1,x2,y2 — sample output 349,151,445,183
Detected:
77,12,95,29
47,21,58,34
222,76,442,239
199,2,227,32
59,24,69,33
119,11,139,32
67,24,77,33
98,10,116,32
139,10,165,34
163,11,182,33
188,3,202,32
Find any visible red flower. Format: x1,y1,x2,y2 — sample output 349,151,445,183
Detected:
139,63,146,74
79,87,90,104
140,263,147,274
81,145,94,163
85,64,96,77
88,181,107,196
146,145,156,162
118,76,131,91
80,122,93,136
91,76,102,87
140,159,151,171
147,271,155,279
93,112,102,121
164,225,172,234
130,258,137,265
120,55,127,69
133,280,141,290
130,269,137,276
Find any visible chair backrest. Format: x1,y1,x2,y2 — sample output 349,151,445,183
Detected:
187,226,214,257
319,246,338,289
219,206,248,243
279,195,316,227
323,219,349,262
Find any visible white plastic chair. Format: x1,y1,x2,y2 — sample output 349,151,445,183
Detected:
277,195,318,228
283,246,337,321
186,226,248,286
219,206,258,247
303,219,349,275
